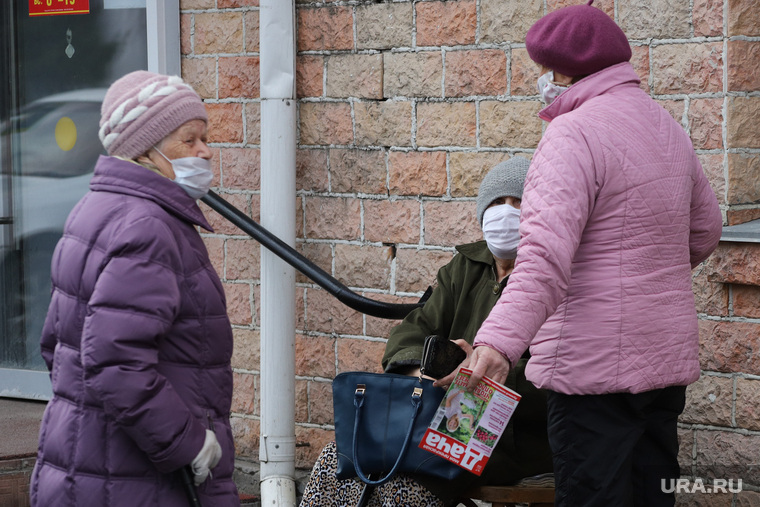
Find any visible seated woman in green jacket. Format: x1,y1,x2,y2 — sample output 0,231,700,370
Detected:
300,157,552,507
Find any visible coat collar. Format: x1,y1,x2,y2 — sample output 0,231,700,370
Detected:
456,240,495,266
538,62,641,122
89,155,214,231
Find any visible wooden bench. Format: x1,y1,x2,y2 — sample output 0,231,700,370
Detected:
459,485,555,507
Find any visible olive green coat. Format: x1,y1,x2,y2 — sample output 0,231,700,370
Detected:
382,241,552,499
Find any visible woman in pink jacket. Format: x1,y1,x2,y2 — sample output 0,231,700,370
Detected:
441,2,723,506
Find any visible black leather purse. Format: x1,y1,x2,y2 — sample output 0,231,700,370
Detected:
333,371,466,487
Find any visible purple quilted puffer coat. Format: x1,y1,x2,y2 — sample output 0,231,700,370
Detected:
30,156,239,506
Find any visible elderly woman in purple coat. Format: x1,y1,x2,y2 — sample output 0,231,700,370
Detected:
30,71,239,506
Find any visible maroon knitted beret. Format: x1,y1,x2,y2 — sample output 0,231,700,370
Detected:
525,0,632,77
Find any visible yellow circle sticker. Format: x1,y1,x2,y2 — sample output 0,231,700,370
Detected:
55,116,77,152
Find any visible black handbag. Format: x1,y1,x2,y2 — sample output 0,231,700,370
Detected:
333,371,466,486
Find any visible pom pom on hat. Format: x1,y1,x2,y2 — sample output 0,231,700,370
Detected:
98,70,208,159
525,0,632,77
476,157,530,226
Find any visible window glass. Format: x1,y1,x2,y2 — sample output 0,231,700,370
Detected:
0,1,147,374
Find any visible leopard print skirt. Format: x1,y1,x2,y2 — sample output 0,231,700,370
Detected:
300,441,444,507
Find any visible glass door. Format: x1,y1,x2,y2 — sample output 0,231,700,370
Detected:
0,0,161,399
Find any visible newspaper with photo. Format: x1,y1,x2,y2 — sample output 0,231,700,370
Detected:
418,368,521,476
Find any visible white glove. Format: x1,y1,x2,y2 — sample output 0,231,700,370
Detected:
191,429,222,486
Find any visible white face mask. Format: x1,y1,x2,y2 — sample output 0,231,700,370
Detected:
154,147,213,200
537,70,570,105
482,203,521,260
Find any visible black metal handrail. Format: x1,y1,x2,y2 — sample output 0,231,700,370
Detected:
201,190,426,320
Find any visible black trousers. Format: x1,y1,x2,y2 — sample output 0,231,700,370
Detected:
546,386,686,507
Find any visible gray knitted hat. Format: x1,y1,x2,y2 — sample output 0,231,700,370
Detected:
476,157,530,226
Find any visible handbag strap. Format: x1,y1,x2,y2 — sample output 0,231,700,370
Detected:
351,383,423,486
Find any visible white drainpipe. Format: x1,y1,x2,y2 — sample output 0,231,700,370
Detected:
258,1,297,505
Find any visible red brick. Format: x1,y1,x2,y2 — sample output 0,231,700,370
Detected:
652,43,723,95
182,57,216,99
295,380,308,423
203,236,224,280
297,6,353,51
221,147,260,190
450,152,517,198
694,0,723,37
232,327,260,371
479,101,543,148
727,153,760,205
692,265,729,317
656,99,685,126
244,10,259,52
364,293,416,338
219,0,258,6
727,97,760,149
363,200,421,244
227,237,261,280
727,208,760,227
180,13,192,55
510,48,540,97
630,45,651,94
334,243,394,289
733,285,760,319
207,103,244,144
354,101,413,147
201,192,252,236
337,338,386,373
308,380,334,425
296,242,332,284
681,375,733,426
697,153,725,205
416,102,476,147
296,148,329,192
416,0,476,47
304,196,361,240
736,378,760,430
304,287,364,335
330,148,387,194
728,41,760,92
728,0,760,36
389,151,447,197
394,247,454,294
355,3,413,51
232,372,257,415
230,416,259,458
297,55,324,98
689,98,723,150
445,50,507,98
295,426,333,468
694,430,760,482
224,282,254,326
245,102,260,145
699,319,760,373
194,12,244,54
705,243,760,286
295,334,336,378
325,54,383,100
424,201,481,246
299,102,353,146
219,56,260,99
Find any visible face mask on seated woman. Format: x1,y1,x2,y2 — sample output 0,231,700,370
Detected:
482,203,520,260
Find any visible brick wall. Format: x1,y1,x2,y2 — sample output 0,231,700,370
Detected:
179,0,760,501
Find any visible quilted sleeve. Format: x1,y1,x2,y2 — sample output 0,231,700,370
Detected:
688,155,722,268
473,118,598,364
382,260,457,372
80,216,206,473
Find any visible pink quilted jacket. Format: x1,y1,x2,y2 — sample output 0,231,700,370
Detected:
473,63,722,395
